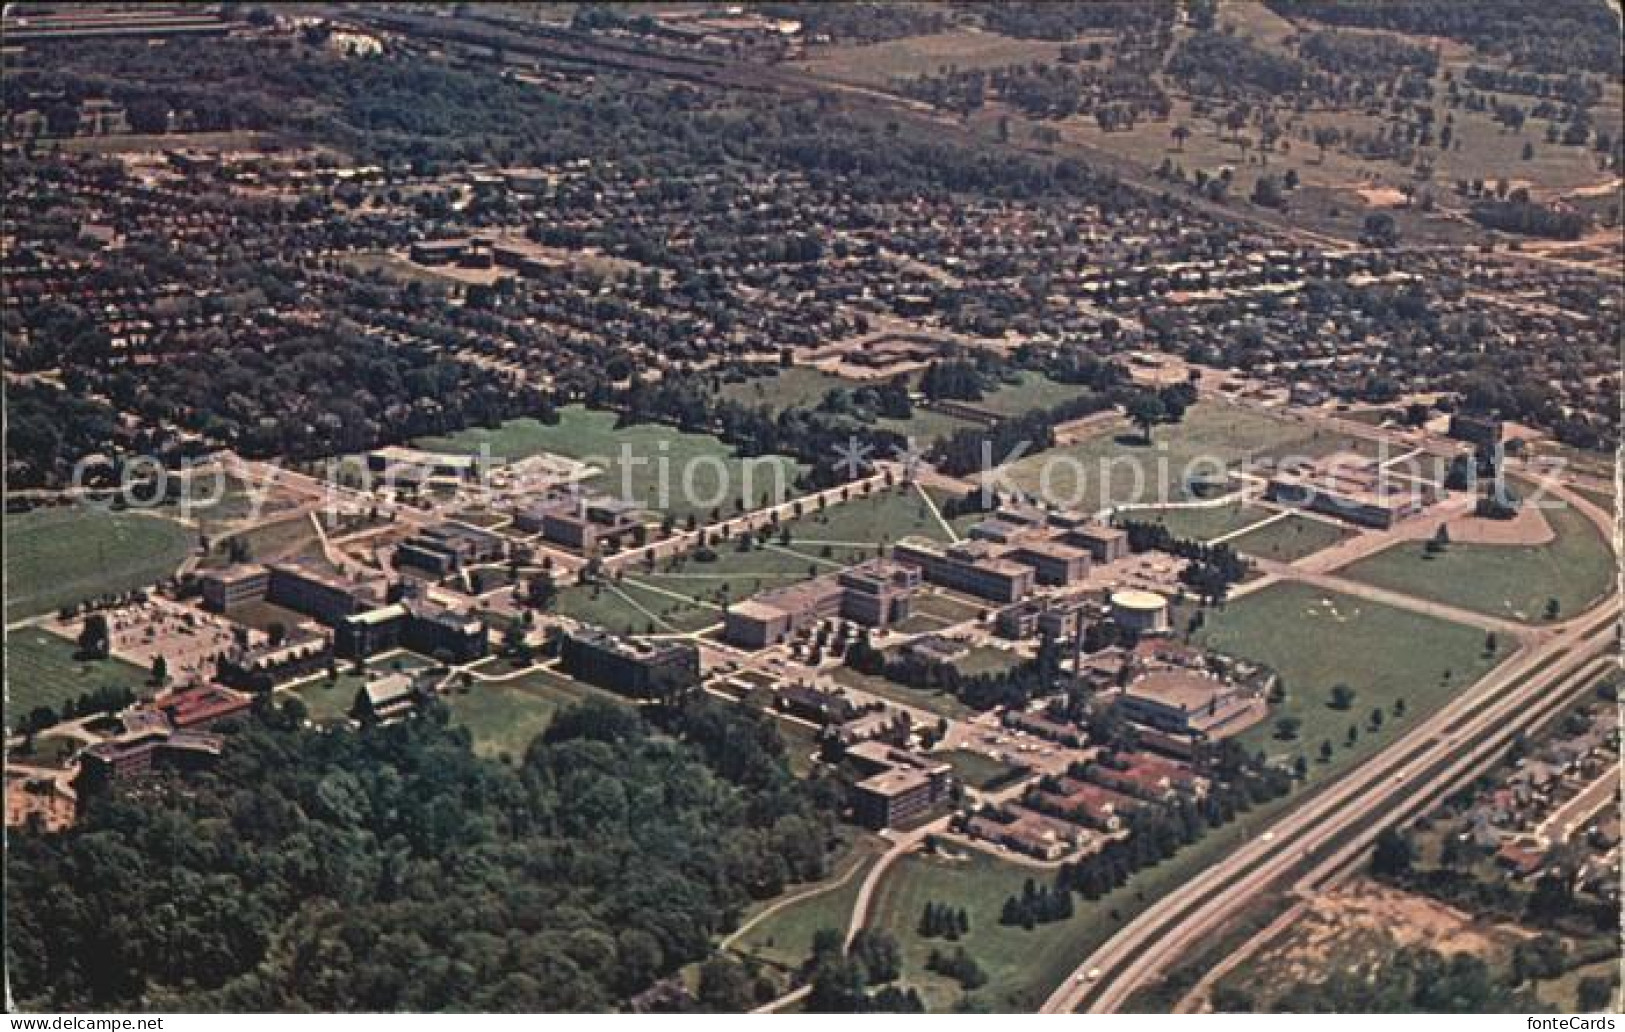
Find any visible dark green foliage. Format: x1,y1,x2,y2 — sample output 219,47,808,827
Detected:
6,698,835,1011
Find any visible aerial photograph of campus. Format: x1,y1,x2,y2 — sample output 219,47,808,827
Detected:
1,0,1621,1019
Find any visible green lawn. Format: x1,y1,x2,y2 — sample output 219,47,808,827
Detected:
418,405,804,521
975,371,1094,418
552,578,720,636
936,748,1025,790
717,367,861,415
6,507,193,622
876,407,980,446
5,626,150,727
731,835,890,969
1116,502,1277,543
1225,514,1356,563
1195,583,1505,769
204,513,328,570
830,663,975,722
446,667,617,761
7,732,83,768
1337,503,1614,623
1003,403,1361,515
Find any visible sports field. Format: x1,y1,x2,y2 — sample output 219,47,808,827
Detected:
6,626,149,727
418,405,805,521
1337,503,1614,623
6,507,193,623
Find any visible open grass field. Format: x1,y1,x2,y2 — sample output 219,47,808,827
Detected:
1195,583,1504,770
794,28,1069,90
1116,501,1277,542
419,405,805,521
446,667,617,761
731,834,890,970
553,578,720,637
204,512,330,570
6,507,193,623
830,664,974,722
6,626,149,726
717,366,860,415
1002,403,1363,515
876,406,980,446
936,748,1024,790
1337,503,1614,624
1225,513,1357,563
974,371,1095,418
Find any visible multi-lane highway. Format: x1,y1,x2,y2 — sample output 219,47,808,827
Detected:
1043,597,1620,1013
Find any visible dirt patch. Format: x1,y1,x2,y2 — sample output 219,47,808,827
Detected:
1237,879,1528,995
1356,187,1408,208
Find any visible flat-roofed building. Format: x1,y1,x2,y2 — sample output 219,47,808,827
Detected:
845,741,954,830
216,629,332,692
266,561,385,626
1115,669,1266,747
395,522,508,576
892,537,1035,604
724,558,919,647
517,492,643,552
198,564,270,612
558,627,700,699
1063,524,1130,564
1008,540,1091,586
335,598,489,664
1265,452,1432,528
368,445,482,482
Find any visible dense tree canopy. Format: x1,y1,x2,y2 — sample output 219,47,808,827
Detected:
6,697,838,1011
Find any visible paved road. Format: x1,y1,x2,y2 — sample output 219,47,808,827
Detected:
1042,598,1619,1013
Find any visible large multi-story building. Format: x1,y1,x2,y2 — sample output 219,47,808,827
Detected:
216,630,332,692
724,558,920,648
265,561,387,626
1265,453,1433,529
845,741,954,830
336,597,489,664
557,627,700,699
1114,668,1266,752
395,522,508,577
1061,523,1130,564
516,492,643,552
892,537,1036,604
198,564,271,612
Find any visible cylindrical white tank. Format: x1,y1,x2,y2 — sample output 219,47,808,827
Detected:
1110,588,1170,634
